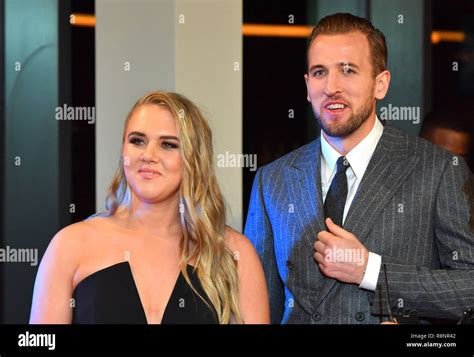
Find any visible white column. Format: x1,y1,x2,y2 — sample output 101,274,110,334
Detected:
175,0,243,230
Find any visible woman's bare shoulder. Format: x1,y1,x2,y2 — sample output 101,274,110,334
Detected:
224,226,259,262
48,215,111,256
224,227,270,323
49,222,86,255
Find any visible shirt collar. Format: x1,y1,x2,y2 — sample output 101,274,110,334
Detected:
321,116,384,179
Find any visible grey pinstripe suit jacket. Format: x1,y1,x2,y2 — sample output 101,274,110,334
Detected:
244,123,474,324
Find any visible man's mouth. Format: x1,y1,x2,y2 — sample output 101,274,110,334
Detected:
323,101,349,115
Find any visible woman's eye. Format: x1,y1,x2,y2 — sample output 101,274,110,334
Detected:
129,137,145,145
162,141,179,149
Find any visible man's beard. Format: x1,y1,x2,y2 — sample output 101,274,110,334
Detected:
314,96,375,138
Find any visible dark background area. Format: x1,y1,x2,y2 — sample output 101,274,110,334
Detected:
243,1,314,219
0,0,5,325
69,0,96,222
432,0,474,106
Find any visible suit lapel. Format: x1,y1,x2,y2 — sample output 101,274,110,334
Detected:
343,128,419,243
284,140,325,250
283,140,328,315
312,125,420,308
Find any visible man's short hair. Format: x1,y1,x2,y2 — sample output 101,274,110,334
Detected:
307,13,388,78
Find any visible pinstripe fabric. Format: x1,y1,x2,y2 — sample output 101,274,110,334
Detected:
244,123,474,324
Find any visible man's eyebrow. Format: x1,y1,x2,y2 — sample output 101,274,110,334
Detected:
308,63,361,73
339,62,360,70
308,64,326,73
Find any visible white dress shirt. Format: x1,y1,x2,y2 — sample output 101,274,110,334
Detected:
320,117,383,291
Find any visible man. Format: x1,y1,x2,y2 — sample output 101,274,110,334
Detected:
420,111,472,170
244,13,474,324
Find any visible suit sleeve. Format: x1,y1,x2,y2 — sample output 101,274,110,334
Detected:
244,167,285,324
369,156,474,320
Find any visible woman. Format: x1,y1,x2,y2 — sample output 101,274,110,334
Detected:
30,91,270,324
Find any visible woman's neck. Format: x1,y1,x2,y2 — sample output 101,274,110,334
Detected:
116,195,183,240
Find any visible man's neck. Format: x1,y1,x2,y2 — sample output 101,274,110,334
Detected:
322,114,377,156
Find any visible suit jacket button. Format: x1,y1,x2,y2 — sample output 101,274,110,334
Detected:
355,312,365,321
286,261,294,270
312,312,322,321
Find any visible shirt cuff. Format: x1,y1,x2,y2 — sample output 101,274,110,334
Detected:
358,252,382,291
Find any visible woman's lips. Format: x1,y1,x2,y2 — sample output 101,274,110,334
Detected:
138,168,161,179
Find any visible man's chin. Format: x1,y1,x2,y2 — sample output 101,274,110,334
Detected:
322,127,350,138
318,110,372,138
320,118,352,138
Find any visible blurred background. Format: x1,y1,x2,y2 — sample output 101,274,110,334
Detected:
1,0,473,323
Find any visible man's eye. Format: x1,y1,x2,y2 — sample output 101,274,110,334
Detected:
129,137,145,145
162,141,179,149
313,70,326,77
343,68,356,75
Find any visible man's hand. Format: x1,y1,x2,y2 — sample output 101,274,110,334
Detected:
313,217,369,285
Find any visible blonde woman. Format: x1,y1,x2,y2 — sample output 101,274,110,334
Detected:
30,91,270,324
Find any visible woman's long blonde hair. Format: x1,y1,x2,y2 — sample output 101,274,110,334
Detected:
105,91,242,324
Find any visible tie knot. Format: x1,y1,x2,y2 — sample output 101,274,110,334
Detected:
336,156,349,173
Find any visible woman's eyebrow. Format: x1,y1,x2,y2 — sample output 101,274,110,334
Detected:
127,131,179,141
159,135,179,141
128,131,146,137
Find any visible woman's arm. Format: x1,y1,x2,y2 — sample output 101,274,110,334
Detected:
29,224,83,324
225,227,270,324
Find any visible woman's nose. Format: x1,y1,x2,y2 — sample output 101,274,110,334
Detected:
141,142,159,163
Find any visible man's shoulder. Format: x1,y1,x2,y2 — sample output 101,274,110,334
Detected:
258,139,320,177
383,124,458,163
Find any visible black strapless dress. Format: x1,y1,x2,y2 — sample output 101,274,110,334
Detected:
72,261,218,324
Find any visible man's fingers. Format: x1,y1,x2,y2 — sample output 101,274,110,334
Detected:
326,217,354,240
314,251,325,265
317,230,334,244
318,263,327,276
314,240,326,254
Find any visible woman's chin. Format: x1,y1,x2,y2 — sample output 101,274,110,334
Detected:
134,190,179,205
138,195,165,204
129,189,164,203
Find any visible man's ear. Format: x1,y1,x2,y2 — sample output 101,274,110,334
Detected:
304,73,310,102
374,70,391,100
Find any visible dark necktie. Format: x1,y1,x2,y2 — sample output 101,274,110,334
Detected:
323,156,350,227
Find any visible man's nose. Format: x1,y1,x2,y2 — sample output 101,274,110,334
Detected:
323,71,342,97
